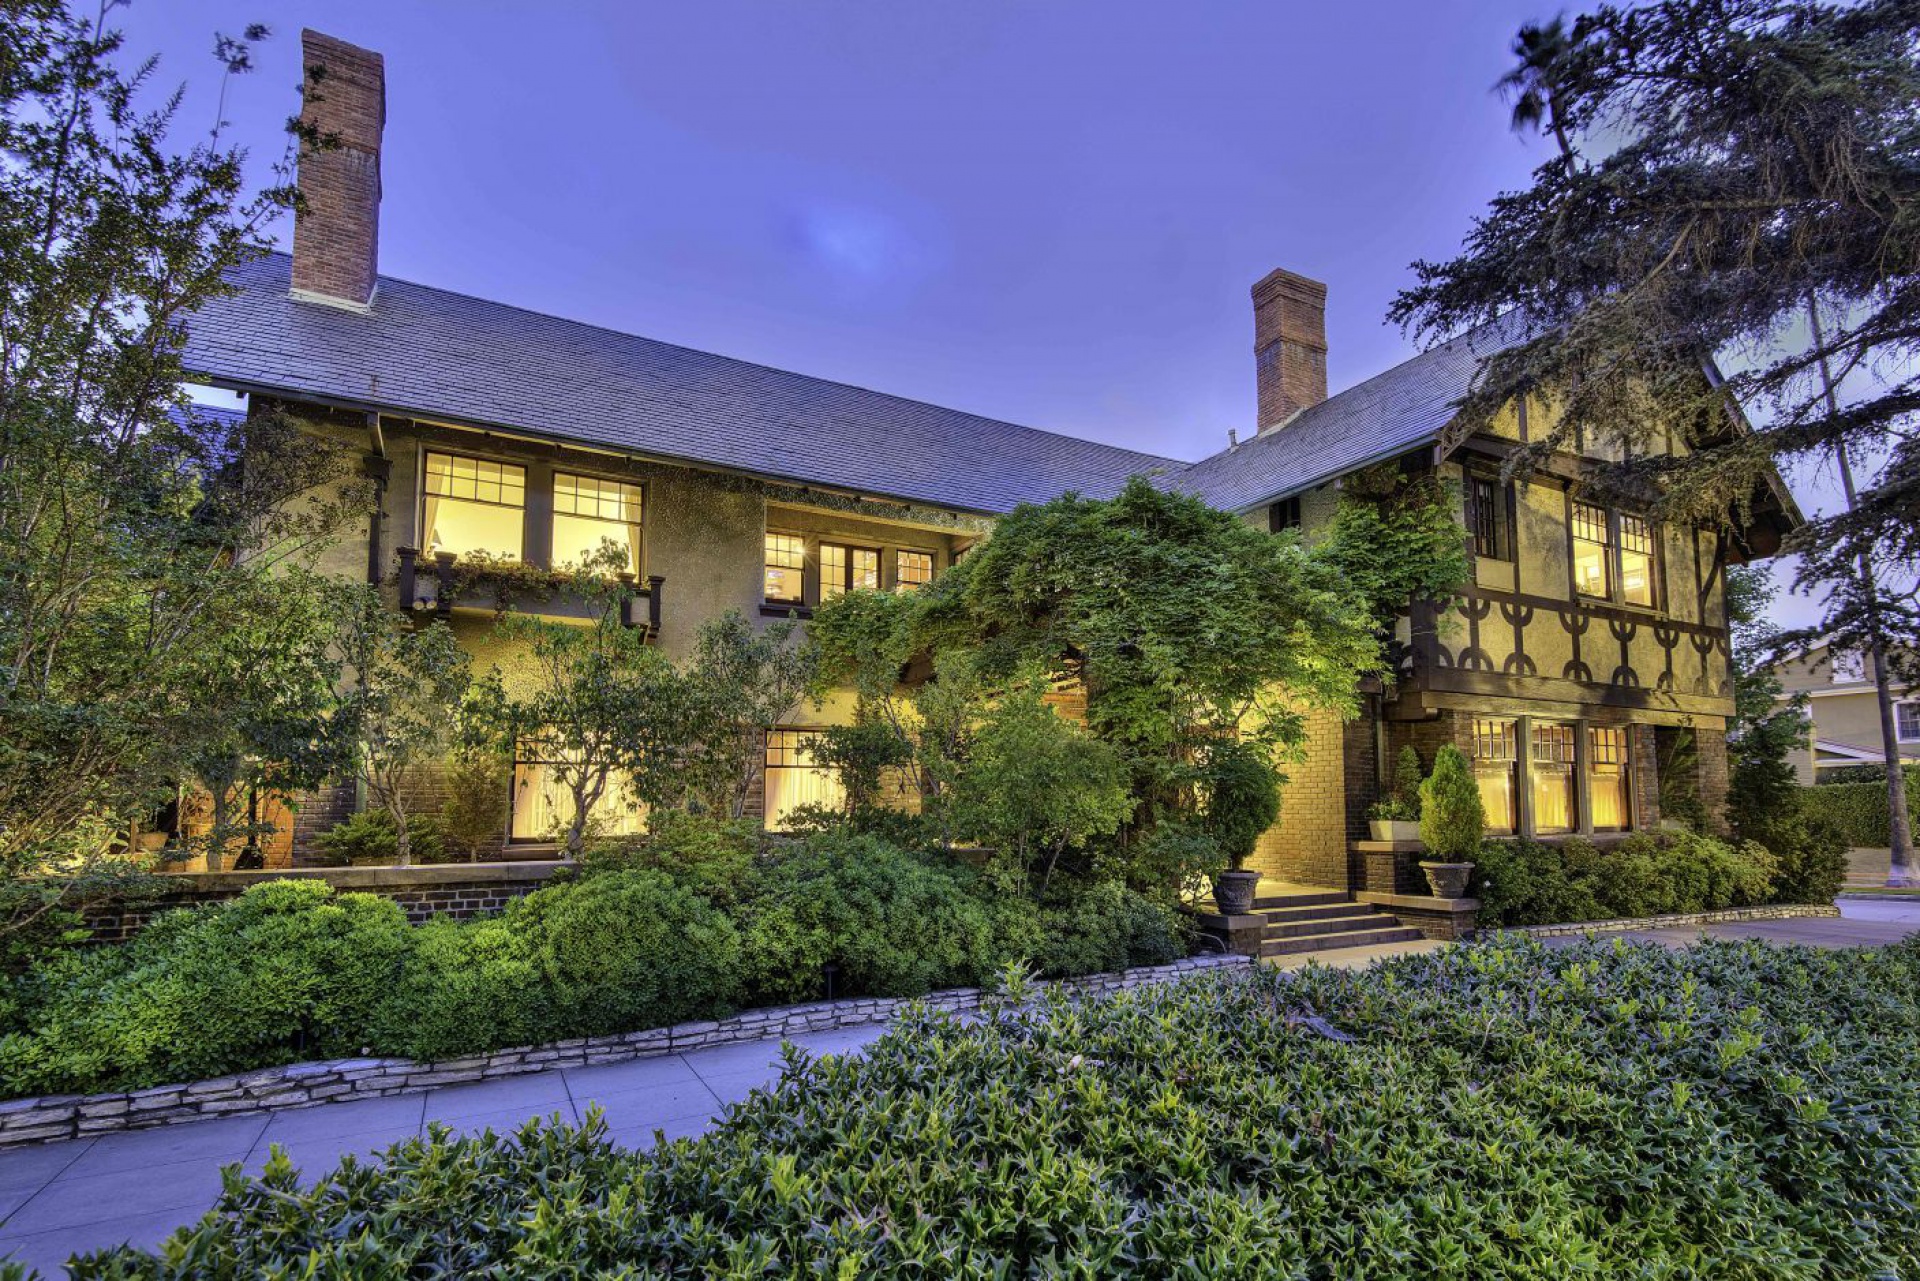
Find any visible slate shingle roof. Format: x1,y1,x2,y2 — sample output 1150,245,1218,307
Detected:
184,253,1516,517
1175,316,1522,513
183,254,1188,515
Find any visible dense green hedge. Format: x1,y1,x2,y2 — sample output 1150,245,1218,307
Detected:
1471,830,1788,929
0,831,1187,1095
1799,779,1920,848
78,937,1920,1276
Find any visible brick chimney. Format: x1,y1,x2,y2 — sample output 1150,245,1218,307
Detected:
291,31,385,308
1252,267,1328,432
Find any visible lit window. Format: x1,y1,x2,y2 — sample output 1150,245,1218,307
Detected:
765,533,806,604
1898,702,1920,742
896,550,934,591
551,473,641,574
1468,718,1518,835
1571,501,1611,599
1469,475,1509,560
820,543,878,601
1618,515,1656,607
764,729,844,830
1589,726,1632,831
423,452,525,560
509,742,645,843
1530,722,1576,835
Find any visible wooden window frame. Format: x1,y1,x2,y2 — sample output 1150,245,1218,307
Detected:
550,469,645,576
419,447,529,562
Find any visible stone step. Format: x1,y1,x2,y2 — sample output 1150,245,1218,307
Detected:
1251,891,1352,910
1263,912,1407,940
1259,925,1428,957
1261,902,1377,926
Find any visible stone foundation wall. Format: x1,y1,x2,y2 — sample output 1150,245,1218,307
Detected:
82,862,565,944
0,953,1250,1148
1507,902,1839,938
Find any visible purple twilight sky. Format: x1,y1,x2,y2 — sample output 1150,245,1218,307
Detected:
125,0,1840,629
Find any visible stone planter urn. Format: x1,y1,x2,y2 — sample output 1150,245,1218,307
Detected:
1369,819,1422,842
1211,869,1261,916
1419,861,1475,899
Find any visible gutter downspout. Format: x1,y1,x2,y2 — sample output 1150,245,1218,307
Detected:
363,412,390,587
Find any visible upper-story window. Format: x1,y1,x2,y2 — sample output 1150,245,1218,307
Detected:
897,550,934,591
1572,501,1659,608
820,543,879,601
552,473,642,574
1571,501,1612,599
1468,475,1512,561
1268,496,1302,533
764,533,806,605
423,451,525,560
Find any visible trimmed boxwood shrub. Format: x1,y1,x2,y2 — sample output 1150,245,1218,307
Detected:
0,881,411,1095
1799,778,1920,848
86,937,1920,1276
1473,831,1780,928
733,833,1041,1005
369,915,549,1062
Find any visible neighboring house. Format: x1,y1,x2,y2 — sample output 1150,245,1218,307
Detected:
181,32,1799,892
1772,642,1920,784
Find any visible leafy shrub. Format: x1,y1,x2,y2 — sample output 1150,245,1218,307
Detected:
92,937,1920,1277
1369,746,1424,822
1033,881,1187,978
1418,744,1483,860
1476,831,1782,928
1473,838,1602,927
1092,822,1223,905
581,812,760,908
0,881,410,1094
1199,739,1281,870
311,809,448,866
510,871,742,1039
1756,808,1850,904
734,833,1035,1005
1798,778,1920,848
370,914,549,1061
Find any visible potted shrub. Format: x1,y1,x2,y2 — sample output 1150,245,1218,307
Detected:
1416,744,1483,898
1368,746,1425,841
1202,740,1281,916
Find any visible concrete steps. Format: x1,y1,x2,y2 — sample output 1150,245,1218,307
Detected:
1251,888,1426,959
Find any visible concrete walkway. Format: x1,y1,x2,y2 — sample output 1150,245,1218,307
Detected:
1533,897,1920,951
0,1022,887,1276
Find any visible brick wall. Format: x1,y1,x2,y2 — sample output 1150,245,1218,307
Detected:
81,863,563,944
291,32,384,305
1633,725,1662,832
1249,704,1349,888
1694,726,1731,834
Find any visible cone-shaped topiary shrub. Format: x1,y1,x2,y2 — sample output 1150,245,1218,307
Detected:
1418,743,1484,860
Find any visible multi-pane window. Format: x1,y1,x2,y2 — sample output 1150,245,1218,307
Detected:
551,473,642,574
764,533,806,604
509,742,644,843
1588,726,1632,831
1268,496,1302,533
1617,515,1656,607
1571,501,1611,599
1468,475,1510,560
423,452,526,560
1898,701,1920,742
764,729,845,830
820,543,878,600
1530,722,1577,835
1469,718,1519,835
896,550,934,591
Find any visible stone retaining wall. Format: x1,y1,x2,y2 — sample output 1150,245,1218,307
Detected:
0,953,1250,1149
83,861,567,943
1507,903,1841,938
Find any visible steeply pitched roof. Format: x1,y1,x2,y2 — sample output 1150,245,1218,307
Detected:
1176,317,1521,512
184,254,1186,515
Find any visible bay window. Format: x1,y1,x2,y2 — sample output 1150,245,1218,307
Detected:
551,472,642,574
1530,722,1576,835
764,729,844,830
423,452,525,560
1468,718,1519,835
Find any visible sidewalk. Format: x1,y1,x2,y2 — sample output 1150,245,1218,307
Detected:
0,1021,888,1276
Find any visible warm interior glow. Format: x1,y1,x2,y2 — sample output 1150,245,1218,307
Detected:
764,729,844,829
820,544,878,600
1571,502,1610,599
422,453,526,561
1589,726,1631,830
1469,718,1518,834
551,473,640,573
897,550,934,590
1530,722,1576,834
1618,515,1655,606
765,533,805,602
509,757,645,842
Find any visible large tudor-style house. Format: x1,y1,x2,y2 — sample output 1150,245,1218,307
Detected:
182,31,1798,906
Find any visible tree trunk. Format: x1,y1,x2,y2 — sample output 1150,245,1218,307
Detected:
393,803,412,868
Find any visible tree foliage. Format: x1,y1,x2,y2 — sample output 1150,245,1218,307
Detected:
1316,467,1471,635
684,610,818,821
0,8,358,930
